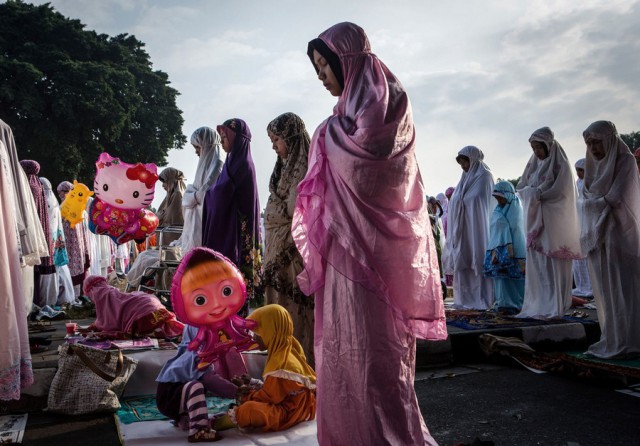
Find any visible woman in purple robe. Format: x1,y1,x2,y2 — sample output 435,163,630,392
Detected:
201,118,263,306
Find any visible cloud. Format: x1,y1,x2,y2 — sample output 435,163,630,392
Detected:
22,0,640,205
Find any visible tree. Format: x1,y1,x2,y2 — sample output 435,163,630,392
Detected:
0,0,186,189
621,131,640,152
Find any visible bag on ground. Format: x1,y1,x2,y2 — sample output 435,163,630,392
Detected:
47,343,138,415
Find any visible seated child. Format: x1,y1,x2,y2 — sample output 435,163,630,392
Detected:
218,304,316,432
156,324,238,443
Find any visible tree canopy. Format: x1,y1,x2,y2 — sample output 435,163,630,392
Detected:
0,0,186,189
621,131,639,152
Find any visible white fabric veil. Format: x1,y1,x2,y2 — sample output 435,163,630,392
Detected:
581,120,640,255
174,127,224,255
517,127,581,260
443,145,494,275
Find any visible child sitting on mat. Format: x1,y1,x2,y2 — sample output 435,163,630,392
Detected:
215,304,316,432
156,324,237,442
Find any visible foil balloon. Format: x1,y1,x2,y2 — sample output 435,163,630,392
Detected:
88,152,159,245
60,180,94,228
171,247,257,375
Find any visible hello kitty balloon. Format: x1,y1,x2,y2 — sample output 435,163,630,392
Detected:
88,152,159,245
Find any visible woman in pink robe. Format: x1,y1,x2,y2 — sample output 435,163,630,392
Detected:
293,22,447,445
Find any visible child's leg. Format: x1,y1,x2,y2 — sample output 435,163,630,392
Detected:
223,348,248,378
181,381,218,441
200,368,237,399
235,400,287,431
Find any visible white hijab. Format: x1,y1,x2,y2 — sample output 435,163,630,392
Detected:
436,192,448,215
574,158,586,193
443,146,494,274
580,120,640,255
175,127,224,254
517,127,581,260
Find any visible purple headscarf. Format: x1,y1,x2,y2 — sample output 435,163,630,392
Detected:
20,160,54,273
201,118,263,302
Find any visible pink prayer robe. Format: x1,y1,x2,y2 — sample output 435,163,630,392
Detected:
293,22,446,446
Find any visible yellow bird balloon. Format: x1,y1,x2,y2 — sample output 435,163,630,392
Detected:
60,180,94,228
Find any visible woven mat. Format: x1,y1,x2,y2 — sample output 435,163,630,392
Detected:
511,351,640,385
446,309,596,330
116,394,235,424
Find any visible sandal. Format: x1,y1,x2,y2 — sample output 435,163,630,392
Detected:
188,428,221,443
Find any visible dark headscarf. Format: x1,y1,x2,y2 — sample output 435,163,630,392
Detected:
202,118,263,302
20,160,54,274
307,38,344,89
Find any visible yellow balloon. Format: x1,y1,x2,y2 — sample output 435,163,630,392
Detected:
61,180,94,228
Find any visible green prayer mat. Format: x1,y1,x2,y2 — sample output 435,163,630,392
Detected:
565,351,640,369
117,394,235,424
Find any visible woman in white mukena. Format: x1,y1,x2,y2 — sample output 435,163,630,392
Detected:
516,127,582,320
581,120,640,359
444,145,495,310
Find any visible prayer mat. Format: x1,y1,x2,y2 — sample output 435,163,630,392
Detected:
116,394,235,424
445,309,596,331
564,351,640,371
509,351,640,386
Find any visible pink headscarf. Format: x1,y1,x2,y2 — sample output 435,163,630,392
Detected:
292,22,446,340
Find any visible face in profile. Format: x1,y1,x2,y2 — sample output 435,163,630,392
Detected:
193,143,202,157
586,137,605,161
313,49,343,97
220,132,232,153
457,156,470,172
268,130,288,159
575,167,585,180
494,195,508,207
531,141,548,160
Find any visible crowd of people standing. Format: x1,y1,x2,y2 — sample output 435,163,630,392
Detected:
1,19,639,446
432,122,640,363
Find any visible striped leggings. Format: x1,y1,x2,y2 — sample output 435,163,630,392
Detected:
181,381,209,436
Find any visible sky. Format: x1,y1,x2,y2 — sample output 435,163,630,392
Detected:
27,0,640,210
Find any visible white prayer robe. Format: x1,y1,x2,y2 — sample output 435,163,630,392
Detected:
581,121,640,358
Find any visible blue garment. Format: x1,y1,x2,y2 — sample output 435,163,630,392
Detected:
156,325,205,383
52,226,69,266
484,181,526,310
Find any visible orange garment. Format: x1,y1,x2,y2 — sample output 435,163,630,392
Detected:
235,375,316,432
136,233,157,253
